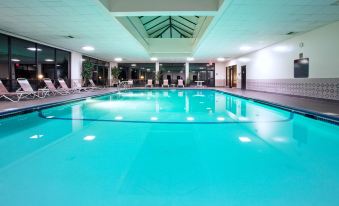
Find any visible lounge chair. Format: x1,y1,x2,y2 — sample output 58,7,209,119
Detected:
128,79,133,88
58,78,77,93
89,79,102,90
162,79,169,87
17,78,49,98
0,79,33,102
43,78,70,95
72,80,89,92
177,79,185,87
145,79,153,88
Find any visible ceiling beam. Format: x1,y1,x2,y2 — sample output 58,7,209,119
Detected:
149,24,170,36
179,16,197,25
155,25,171,38
172,18,194,31
171,26,189,38
143,16,161,26
172,24,193,36
146,18,169,31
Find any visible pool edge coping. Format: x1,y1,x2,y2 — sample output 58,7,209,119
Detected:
0,88,338,125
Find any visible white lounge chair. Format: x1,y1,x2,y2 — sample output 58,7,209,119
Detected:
128,79,133,88
145,79,153,88
89,79,102,90
0,79,34,102
43,78,70,95
72,80,89,92
177,79,185,87
58,78,77,93
17,78,49,98
162,79,169,87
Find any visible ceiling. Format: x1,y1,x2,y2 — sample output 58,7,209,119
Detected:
139,16,200,38
0,0,339,62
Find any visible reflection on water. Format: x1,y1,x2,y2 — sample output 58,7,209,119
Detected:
40,90,291,123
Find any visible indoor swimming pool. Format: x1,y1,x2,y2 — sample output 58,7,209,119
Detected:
0,89,338,206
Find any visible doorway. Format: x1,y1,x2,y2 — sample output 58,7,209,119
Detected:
226,65,237,88
241,65,246,90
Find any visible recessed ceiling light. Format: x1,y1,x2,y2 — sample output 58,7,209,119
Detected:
187,57,194,61
150,57,158,61
240,46,252,51
114,58,122,62
217,57,226,62
131,64,137,67
45,59,54,62
82,46,95,51
11,59,20,62
27,47,42,51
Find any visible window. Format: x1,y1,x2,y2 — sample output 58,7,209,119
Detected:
38,44,55,80
189,63,215,87
82,56,108,86
0,34,9,85
11,38,37,89
118,63,156,86
56,50,70,80
160,63,185,85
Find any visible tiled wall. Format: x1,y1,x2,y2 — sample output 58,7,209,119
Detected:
247,78,339,100
215,79,226,87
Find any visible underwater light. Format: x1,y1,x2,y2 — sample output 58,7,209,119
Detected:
239,137,251,143
83,135,96,141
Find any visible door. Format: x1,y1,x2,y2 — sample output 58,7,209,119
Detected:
241,65,246,90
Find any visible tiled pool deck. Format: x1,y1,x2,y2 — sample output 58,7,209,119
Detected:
0,87,338,120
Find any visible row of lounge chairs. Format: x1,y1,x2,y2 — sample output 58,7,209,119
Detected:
0,78,102,102
145,79,185,88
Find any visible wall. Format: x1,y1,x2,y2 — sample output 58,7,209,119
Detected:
215,62,226,86
225,21,339,100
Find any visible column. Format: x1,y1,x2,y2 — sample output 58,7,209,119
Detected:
71,51,83,88
155,61,160,85
185,62,189,86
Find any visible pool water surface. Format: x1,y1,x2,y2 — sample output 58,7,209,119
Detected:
0,89,338,206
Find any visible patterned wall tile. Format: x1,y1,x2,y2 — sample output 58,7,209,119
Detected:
246,78,339,100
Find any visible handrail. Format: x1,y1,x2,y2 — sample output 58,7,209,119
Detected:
117,81,129,92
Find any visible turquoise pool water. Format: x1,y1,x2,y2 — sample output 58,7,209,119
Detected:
0,89,338,206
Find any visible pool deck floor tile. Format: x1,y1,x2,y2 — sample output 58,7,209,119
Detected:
0,87,338,119
0,88,119,114
215,87,339,118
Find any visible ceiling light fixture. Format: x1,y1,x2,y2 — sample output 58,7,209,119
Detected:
150,57,158,61
45,59,54,62
114,58,122,62
187,57,194,61
217,57,226,62
11,59,20,62
82,46,95,51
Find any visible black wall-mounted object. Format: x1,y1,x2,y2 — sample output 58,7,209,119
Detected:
294,58,309,78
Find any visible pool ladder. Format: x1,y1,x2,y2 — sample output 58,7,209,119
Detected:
117,81,128,92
